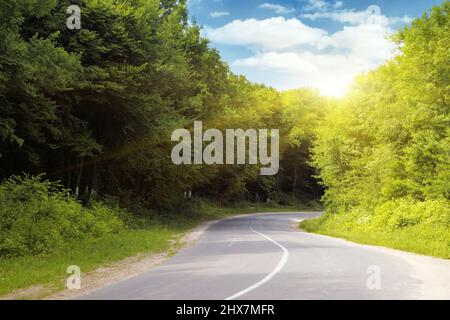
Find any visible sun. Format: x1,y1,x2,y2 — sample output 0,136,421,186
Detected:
317,80,350,98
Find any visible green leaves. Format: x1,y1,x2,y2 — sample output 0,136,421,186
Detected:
0,0,324,208
312,2,450,234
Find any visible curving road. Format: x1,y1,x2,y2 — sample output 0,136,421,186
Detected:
80,212,450,300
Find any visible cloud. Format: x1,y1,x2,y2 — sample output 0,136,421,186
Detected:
203,14,400,96
301,8,412,26
334,1,344,9
210,11,230,18
328,23,396,61
233,51,359,96
201,2,413,97
259,3,295,15
203,17,329,50
231,22,396,96
304,0,344,12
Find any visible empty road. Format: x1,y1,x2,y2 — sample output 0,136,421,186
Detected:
81,212,450,300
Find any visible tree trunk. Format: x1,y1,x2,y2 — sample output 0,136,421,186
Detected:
293,166,297,194
75,156,84,199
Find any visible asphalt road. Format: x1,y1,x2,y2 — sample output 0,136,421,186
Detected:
80,212,450,300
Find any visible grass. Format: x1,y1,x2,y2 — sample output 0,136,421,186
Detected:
300,214,450,259
0,227,176,298
0,202,319,298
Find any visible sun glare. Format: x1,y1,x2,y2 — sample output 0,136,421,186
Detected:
317,80,350,98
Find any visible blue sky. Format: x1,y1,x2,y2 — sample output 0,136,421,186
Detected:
187,0,444,96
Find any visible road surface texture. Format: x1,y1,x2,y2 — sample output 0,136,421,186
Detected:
81,212,450,300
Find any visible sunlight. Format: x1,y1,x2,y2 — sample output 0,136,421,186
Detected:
317,80,350,98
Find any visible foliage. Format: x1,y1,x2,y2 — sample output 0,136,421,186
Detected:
306,1,450,257
0,0,323,209
0,175,124,258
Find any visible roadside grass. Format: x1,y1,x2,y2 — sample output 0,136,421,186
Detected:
0,227,176,298
0,202,320,298
300,214,450,259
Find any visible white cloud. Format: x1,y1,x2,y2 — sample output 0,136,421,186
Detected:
330,24,395,61
232,23,395,97
203,17,329,50
334,1,344,9
233,51,359,96
304,0,344,12
259,3,295,15
202,3,409,97
390,15,413,24
210,11,230,18
204,17,395,96
234,52,321,73
301,8,412,26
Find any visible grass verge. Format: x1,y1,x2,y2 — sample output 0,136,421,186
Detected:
300,213,450,259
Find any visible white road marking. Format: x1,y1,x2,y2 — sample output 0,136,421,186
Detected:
225,226,289,300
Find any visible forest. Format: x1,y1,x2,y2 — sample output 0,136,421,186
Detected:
0,0,325,261
0,0,448,282
303,1,449,257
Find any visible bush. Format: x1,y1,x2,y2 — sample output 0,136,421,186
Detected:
301,198,450,258
370,198,450,231
0,175,125,258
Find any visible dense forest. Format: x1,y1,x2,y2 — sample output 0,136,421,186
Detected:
0,0,323,208
0,0,448,261
305,1,449,257
0,0,325,258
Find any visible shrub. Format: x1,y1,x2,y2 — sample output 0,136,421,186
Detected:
368,198,450,231
301,198,450,258
0,175,125,258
